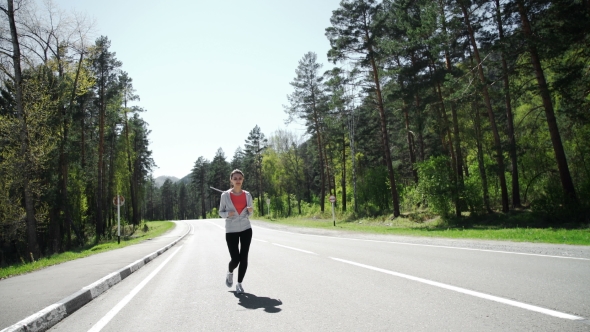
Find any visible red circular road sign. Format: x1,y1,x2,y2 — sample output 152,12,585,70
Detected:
329,195,336,203
113,195,125,207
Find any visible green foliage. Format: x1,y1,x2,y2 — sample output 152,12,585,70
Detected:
416,156,454,218
399,184,423,213
530,177,590,226
356,166,390,214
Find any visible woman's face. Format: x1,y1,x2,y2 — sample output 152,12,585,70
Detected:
231,174,244,187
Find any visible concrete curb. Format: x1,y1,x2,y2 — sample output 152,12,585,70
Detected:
1,222,191,332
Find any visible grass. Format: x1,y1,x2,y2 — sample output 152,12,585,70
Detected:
258,210,590,245
0,221,175,280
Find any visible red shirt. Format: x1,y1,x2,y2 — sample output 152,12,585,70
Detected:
230,191,247,215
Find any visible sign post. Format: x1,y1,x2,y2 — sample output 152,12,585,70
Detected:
113,195,125,244
266,198,270,217
329,195,336,226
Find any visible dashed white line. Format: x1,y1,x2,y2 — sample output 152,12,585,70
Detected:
88,247,183,332
331,257,586,321
272,243,317,255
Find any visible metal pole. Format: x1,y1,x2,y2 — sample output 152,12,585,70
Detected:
332,202,335,226
117,195,121,244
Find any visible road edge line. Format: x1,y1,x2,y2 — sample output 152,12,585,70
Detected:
0,221,191,332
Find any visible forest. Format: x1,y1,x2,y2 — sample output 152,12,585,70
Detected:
1,0,589,266
1,1,153,265
151,0,589,224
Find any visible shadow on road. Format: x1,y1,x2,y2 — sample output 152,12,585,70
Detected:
232,292,282,313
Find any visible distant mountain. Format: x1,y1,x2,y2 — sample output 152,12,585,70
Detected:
154,175,179,188
179,173,192,184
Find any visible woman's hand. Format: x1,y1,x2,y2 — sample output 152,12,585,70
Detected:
247,207,253,214
228,211,236,217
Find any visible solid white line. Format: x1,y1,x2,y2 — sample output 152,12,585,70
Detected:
252,225,589,261
204,220,225,230
88,247,183,332
272,243,317,255
331,257,586,321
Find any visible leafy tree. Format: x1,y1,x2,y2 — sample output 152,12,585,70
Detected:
0,0,41,259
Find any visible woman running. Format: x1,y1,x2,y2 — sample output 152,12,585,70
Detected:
218,169,253,294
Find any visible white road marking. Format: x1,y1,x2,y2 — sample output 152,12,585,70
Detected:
331,257,586,321
204,220,225,230
272,243,317,255
252,225,589,261
87,247,183,332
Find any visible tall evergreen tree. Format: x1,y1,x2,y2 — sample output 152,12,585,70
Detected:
244,125,268,214
514,0,578,204
284,52,329,212
326,0,401,217
88,35,122,241
191,156,209,219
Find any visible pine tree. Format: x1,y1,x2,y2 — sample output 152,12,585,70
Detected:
285,52,329,212
326,0,401,217
244,125,268,214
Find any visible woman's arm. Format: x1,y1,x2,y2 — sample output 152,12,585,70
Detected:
219,193,230,218
246,192,253,215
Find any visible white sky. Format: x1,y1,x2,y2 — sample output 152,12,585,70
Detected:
51,0,342,179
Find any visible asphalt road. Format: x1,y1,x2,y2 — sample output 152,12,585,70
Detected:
49,219,590,331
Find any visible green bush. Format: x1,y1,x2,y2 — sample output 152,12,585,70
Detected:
531,176,590,227
416,156,454,217
400,184,423,212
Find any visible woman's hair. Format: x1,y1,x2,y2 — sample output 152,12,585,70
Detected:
229,169,244,181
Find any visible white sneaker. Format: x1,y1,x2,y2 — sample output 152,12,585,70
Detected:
225,272,233,287
236,283,244,294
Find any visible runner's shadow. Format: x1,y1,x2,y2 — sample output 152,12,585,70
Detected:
232,292,282,313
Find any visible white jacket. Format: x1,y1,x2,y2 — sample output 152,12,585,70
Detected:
218,189,253,233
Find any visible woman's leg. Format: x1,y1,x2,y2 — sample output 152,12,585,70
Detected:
237,228,253,283
225,232,240,273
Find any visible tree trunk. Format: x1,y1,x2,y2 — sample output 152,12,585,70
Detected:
124,106,138,225
402,99,418,183
460,1,510,212
516,0,578,203
341,130,347,211
59,53,84,249
495,0,521,208
439,3,465,217
473,95,493,213
366,42,400,217
348,112,358,213
395,56,419,183
5,0,40,260
96,74,106,241
312,112,326,213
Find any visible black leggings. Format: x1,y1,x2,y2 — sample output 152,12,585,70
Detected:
225,228,252,283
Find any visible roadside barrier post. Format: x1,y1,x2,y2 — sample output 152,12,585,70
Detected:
329,195,336,226
113,195,125,244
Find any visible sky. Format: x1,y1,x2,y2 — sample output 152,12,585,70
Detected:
52,0,343,179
